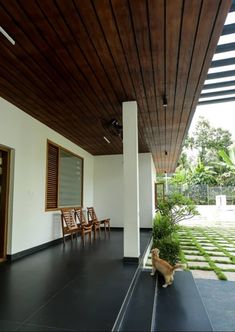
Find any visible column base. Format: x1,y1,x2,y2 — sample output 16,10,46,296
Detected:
123,256,140,264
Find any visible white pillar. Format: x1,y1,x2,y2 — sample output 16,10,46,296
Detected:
122,101,140,262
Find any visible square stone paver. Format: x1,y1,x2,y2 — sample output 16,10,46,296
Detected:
201,247,218,251
223,247,235,252
220,244,235,248
214,240,228,243
215,263,235,270
188,261,210,267
206,251,225,256
210,256,231,262
183,250,200,255
223,272,235,281
191,270,217,280
184,255,206,261
200,245,217,248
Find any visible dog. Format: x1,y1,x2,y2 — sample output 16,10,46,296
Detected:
151,248,186,288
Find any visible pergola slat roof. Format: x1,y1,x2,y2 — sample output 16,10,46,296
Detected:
199,0,235,107
0,0,231,172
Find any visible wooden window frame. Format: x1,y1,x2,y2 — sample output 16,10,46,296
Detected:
45,140,84,211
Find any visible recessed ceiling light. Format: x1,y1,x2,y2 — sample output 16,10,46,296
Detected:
0,26,15,45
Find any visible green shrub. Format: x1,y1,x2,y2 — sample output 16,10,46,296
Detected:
153,234,180,265
152,211,180,264
152,193,196,265
152,211,176,239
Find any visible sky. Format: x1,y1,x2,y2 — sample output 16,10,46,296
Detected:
189,101,235,141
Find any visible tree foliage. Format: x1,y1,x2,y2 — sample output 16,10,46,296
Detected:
157,193,199,224
171,116,235,187
184,117,232,164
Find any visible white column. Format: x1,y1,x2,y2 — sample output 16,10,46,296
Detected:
122,101,140,262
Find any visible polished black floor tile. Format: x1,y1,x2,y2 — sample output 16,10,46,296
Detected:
0,320,21,331
16,323,75,331
195,279,235,331
154,271,213,331
0,230,151,331
120,271,156,331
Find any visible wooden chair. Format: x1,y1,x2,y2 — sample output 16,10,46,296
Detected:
87,207,110,235
74,207,93,245
85,207,100,240
60,208,80,245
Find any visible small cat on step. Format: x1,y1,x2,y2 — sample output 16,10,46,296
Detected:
151,248,186,288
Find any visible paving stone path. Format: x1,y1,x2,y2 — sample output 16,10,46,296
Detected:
178,227,235,281
146,226,235,281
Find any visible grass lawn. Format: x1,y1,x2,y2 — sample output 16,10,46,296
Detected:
146,226,235,281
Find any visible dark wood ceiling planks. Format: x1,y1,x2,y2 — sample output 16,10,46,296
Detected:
0,0,231,172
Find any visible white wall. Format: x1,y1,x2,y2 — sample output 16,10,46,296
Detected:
139,154,155,227
0,98,94,254
94,153,155,228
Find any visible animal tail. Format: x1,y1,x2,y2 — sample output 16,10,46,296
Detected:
172,263,187,271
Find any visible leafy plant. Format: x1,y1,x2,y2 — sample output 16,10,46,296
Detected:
152,211,176,239
189,159,217,185
157,192,199,225
170,116,235,187
153,234,181,265
152,193,199,264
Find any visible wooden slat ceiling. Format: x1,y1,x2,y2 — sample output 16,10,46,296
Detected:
0,0,231,172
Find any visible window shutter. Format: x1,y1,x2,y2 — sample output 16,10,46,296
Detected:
46,143,58,209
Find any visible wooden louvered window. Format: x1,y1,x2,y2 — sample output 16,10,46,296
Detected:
46,141,83,210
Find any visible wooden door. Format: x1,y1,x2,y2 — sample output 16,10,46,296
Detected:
0,149,10,261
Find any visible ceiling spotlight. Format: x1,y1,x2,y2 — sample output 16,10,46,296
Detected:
0,26,15,45
103,136,110,144
163,95,168,108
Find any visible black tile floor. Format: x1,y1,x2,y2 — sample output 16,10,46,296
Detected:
154,272,213,332
195,279,235,331
0,230,151,331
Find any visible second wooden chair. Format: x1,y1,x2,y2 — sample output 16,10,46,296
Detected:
74,207,93,245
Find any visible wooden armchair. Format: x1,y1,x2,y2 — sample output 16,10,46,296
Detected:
85,207,100,240
87,207,110,235
74,207,93,245
60,208,80,245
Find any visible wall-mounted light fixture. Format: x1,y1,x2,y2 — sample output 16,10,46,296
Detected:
0,26,15,45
